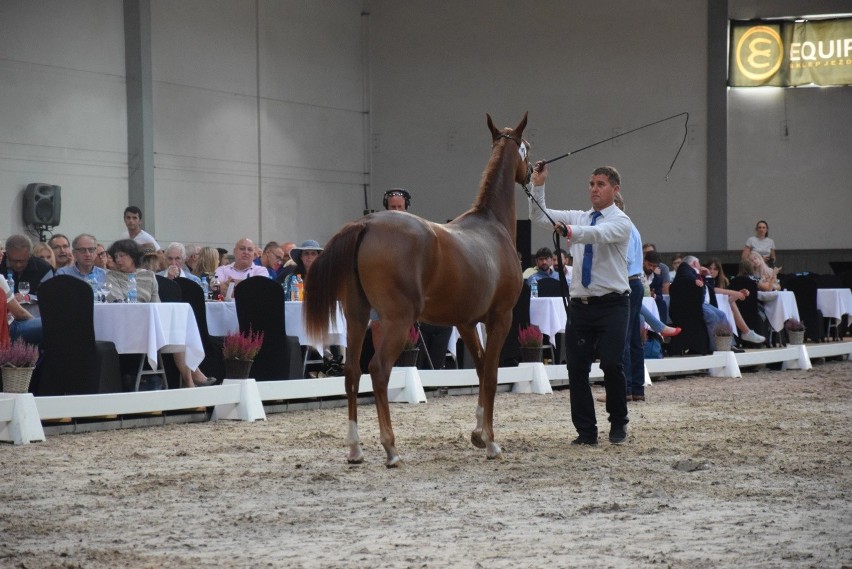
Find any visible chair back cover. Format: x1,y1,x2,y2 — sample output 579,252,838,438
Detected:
668,271,711,355
234,276,291,380
155,275,183,303
535,278,564,298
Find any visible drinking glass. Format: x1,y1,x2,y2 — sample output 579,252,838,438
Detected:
18,281,30,303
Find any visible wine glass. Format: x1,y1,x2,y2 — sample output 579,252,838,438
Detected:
100,281,113,303
18,281,30,303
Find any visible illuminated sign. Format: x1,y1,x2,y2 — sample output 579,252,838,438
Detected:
729,18,852,87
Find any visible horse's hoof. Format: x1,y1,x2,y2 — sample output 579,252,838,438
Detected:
470,431,486,449
347,457,364,464
385,456,402,468
486,443,503,460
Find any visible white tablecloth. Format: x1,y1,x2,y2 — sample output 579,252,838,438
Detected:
529,297,567,339
93,303,205,370
205,300,346,352
817,288,852,321
758,290,800,331
641,297,659,321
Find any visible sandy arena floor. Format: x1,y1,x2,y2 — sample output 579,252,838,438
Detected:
2,359,851,568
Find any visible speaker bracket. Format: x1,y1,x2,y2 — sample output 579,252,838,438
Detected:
28,224,56,243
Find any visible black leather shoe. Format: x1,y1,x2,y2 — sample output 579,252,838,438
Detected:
571,435,599,446
609,427,628,445
731,347,745,354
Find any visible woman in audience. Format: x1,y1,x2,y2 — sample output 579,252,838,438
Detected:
139,252,162,272
192,246,221,281
742,219,776,267
707,258,729,289
33,242,56,269
107,239,215,388
670,253,684,274
745,252,781,292
1,266,42,344
276,239,323,287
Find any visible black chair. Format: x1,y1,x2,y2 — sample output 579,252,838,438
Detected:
500,281,531,366
175,277,225,381
233,276,302,380
155,275,182,302
667,274,711,356
829,261,852,275
535,278,564,298
728,276,772,347
31,275,122,395
785,275,824,343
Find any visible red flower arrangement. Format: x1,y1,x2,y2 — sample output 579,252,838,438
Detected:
0,337,39,368
222,327,264,361
518,325,543,347
403,326,421,350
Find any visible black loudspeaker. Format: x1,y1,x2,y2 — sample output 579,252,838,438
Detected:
23,183,61,226
516,219,531,270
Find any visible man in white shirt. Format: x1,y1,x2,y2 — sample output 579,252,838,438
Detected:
158,242,201,284
528,162,632,446
121,206,161,251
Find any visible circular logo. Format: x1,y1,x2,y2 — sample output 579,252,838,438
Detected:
735,26,783,81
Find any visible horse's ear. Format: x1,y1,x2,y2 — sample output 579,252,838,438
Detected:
487,113,499,140
514,112,528,137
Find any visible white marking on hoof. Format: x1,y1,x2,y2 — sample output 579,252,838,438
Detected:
385,455,402,468
486,442,503,460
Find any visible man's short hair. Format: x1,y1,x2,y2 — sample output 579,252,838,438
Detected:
592,166,621,187
124,205,143,218
535,247,553,259
644,251,662,264
5,234,33,253
166,242,186,257
48,233,69,247
263,241,280,253
71,233,97,248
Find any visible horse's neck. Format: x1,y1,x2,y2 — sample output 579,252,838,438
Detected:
474,145,518,233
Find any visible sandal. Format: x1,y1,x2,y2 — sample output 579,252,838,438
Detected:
194,377,218,387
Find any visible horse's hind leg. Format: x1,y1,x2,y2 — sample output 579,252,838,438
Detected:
343,307,369,464
368,317,410,468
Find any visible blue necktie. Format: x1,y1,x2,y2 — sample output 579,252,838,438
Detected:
581,211,603,288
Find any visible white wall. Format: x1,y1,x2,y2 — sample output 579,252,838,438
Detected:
0,0,128,244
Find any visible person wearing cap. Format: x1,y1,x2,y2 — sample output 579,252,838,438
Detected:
275,240,323,286
214,238,269,290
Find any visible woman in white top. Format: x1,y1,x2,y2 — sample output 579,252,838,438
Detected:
742,220,776,267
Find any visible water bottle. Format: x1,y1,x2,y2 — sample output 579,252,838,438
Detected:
295,275,304,301
284,274,293,301
87,275,99,302
201,276,209,299
127,273,138,303
530,279,538,298
6,271,14,293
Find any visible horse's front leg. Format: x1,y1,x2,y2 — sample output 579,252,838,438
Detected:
474,312,512,459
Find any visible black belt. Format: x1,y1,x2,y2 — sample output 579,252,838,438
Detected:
571,291,630,305
628,274,641,281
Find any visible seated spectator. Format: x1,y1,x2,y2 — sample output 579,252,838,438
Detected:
0,234,54,296
192,246,221,282
33,242,56,269
642,250,669,323
48,234,73,269
670,253,684,274
526,247,560,287
140,252,162,272
184,244,201,273
94,243,111,269
107,239,213,388
55,233,107,286
255,241,285,278
745,251,781,291
214,239,269,293
276,239,323,287
707,258,729,289
0,266,41,344
742,219,776,267
158,242,201,284
216,247,230,267
552,248,572,285
642,243,671,287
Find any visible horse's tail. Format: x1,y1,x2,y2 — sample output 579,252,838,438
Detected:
304,221,367,343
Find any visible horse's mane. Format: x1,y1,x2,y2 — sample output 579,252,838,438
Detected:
471,130,517,212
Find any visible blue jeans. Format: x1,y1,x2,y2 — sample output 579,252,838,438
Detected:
640,304,667,334
701,304,731,352
10,318,43,345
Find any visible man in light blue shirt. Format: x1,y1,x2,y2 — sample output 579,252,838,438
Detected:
55,233,106,287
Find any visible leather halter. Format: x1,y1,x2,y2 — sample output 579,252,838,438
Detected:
495,132,532,186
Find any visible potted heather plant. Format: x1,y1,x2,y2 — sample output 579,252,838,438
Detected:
713,321,734,352
222,327,264,379
395,326,420,367
0,337,40,393
784,318,805,345
518,324,544,363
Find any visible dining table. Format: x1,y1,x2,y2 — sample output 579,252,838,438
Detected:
816,288,852,323
757,290,800,332
93,302,205,371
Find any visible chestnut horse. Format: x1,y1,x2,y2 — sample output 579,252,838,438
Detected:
304,113,530,467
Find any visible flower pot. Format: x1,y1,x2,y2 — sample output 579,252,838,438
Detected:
519,346,544,363
787,330,805,345
395,348,419,367
2,366,34,393
714,335,732,352
224,359,254,379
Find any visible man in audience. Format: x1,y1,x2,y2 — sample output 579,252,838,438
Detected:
553,248,573,285
48,234,74,269
55,233,107,286
643,250,669,323
255,241,285,278
121,205,161,251
184,244,201,273
0,234,54,296
214,238,268,292
527,247,560,286
94,243,109,269
675,255,764,353
158,242,201,284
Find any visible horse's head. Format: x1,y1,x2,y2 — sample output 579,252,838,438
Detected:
487,112,531,186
